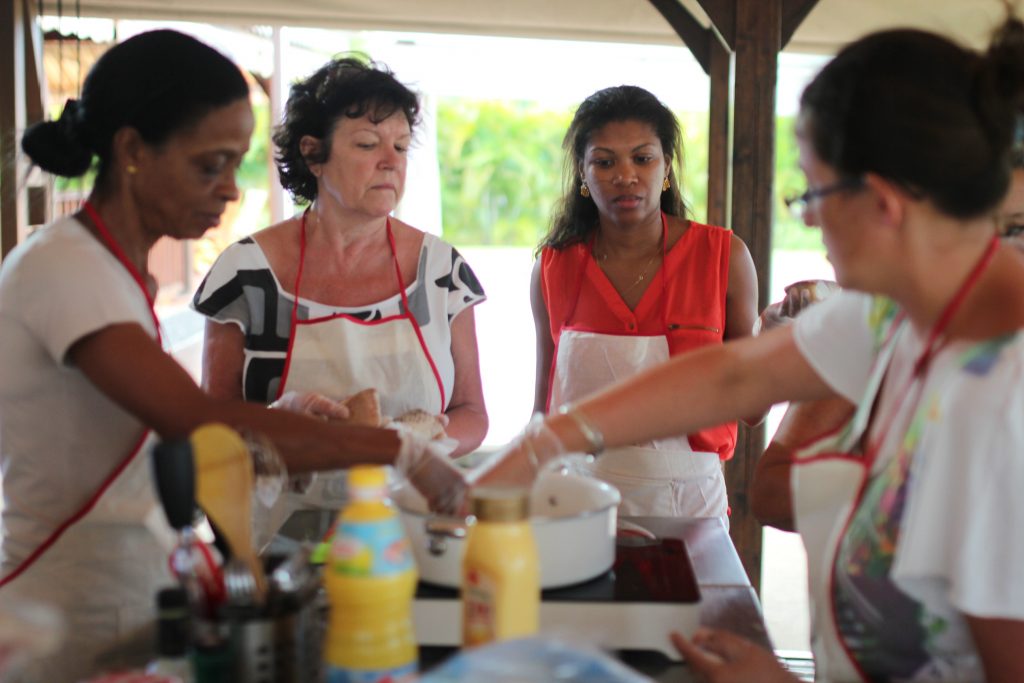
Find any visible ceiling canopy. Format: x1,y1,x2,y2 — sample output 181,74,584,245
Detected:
39,0,1011,55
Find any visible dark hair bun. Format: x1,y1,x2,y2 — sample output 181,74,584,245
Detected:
21,99,93,177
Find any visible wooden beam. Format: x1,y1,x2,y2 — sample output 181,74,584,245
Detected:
706,37,731,227
1,0,27,260
22,0,45,124
697,0,737,51
723,0,783,595
647,0,711,75
782,0,821,50
23,0,48,228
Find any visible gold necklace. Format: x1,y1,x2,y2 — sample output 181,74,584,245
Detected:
595,239,662,295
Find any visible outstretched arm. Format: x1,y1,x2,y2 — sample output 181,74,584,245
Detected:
475,325,834,487
549,325,830,453
71,323,400,473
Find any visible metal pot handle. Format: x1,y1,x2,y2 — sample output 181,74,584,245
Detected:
423,517,470,557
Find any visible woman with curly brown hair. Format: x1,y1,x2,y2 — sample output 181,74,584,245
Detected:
193,56,487,529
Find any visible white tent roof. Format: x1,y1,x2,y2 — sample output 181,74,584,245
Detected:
39,0,1010,55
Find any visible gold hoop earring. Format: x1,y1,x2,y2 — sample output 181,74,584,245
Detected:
662,177,671,192
580,182,590,198
126,164,138,175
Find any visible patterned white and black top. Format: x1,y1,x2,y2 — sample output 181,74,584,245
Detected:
191,232,486,404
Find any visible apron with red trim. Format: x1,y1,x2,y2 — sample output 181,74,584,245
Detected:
793,238,997,682
547,214,727,520
0,202,175,682
256,213,445,540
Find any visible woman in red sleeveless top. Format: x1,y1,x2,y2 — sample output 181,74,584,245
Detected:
531,86,760,520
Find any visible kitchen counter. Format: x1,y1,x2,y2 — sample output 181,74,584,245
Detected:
420,515,771,682
271,510,772,682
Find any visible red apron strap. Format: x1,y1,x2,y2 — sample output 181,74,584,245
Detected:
2,202,160,588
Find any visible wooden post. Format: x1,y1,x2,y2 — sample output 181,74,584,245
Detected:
1,0,45,260
706,37,731,227
721,0,785,594
1,0,27,260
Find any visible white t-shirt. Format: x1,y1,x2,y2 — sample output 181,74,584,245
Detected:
794,291,1024,678
0,217,157,571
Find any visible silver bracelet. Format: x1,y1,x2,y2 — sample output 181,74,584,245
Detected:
558,406,605,455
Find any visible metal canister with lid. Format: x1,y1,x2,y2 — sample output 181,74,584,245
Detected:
461,487,539,646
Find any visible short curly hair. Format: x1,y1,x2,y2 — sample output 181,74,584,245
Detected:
273,55,420,204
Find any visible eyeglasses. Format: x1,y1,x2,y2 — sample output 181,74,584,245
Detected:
784,177,864,218
998,213,1024,239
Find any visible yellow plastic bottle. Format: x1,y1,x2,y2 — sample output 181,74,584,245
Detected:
461,488,540,646
323,466,418,682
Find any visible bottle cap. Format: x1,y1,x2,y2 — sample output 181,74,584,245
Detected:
156,586,188,615
470,488,529,522
347,465,388,500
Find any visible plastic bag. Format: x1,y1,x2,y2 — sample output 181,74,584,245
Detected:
419,636,653,683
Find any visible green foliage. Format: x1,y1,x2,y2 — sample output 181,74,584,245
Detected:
237,100,271,191
437,99,571,246
677,111,709,223
436,102,824,255
773,115,824,251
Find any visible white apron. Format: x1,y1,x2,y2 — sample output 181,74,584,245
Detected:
792,238,997,682
0,202,175,682
256,214,446,544
547,215,726,520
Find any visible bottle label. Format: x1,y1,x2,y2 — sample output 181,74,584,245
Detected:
462,567,496,646
328,517,414,577
325,662,417,683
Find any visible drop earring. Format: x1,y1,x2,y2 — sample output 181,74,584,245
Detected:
662,177,671,192
580,182,590,198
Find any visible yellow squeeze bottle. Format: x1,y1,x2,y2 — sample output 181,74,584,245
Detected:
323,466,418,682
461,488,540,646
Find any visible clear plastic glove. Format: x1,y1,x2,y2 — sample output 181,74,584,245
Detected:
468,414,569,490
395,431,468,515
237,428,289,507
755,279,840,334
269,390,350,421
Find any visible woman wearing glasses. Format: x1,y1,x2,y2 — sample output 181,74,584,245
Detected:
529,85,759,520
480,15,1024,681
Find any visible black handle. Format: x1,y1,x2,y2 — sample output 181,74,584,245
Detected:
151,438,196,531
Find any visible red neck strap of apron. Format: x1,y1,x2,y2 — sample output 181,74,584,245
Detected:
867,235,999,458
564,211,669,328
293,211,410,329
82,201,162,344
912,235,999,377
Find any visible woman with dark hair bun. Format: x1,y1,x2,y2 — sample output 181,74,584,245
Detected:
531,85,759,521
477,16,1024,682
1,32,457,681
192,56,487,534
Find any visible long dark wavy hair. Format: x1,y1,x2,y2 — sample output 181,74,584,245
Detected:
540,85,688,251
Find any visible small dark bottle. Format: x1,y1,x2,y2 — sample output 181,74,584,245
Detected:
146,587,194,682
